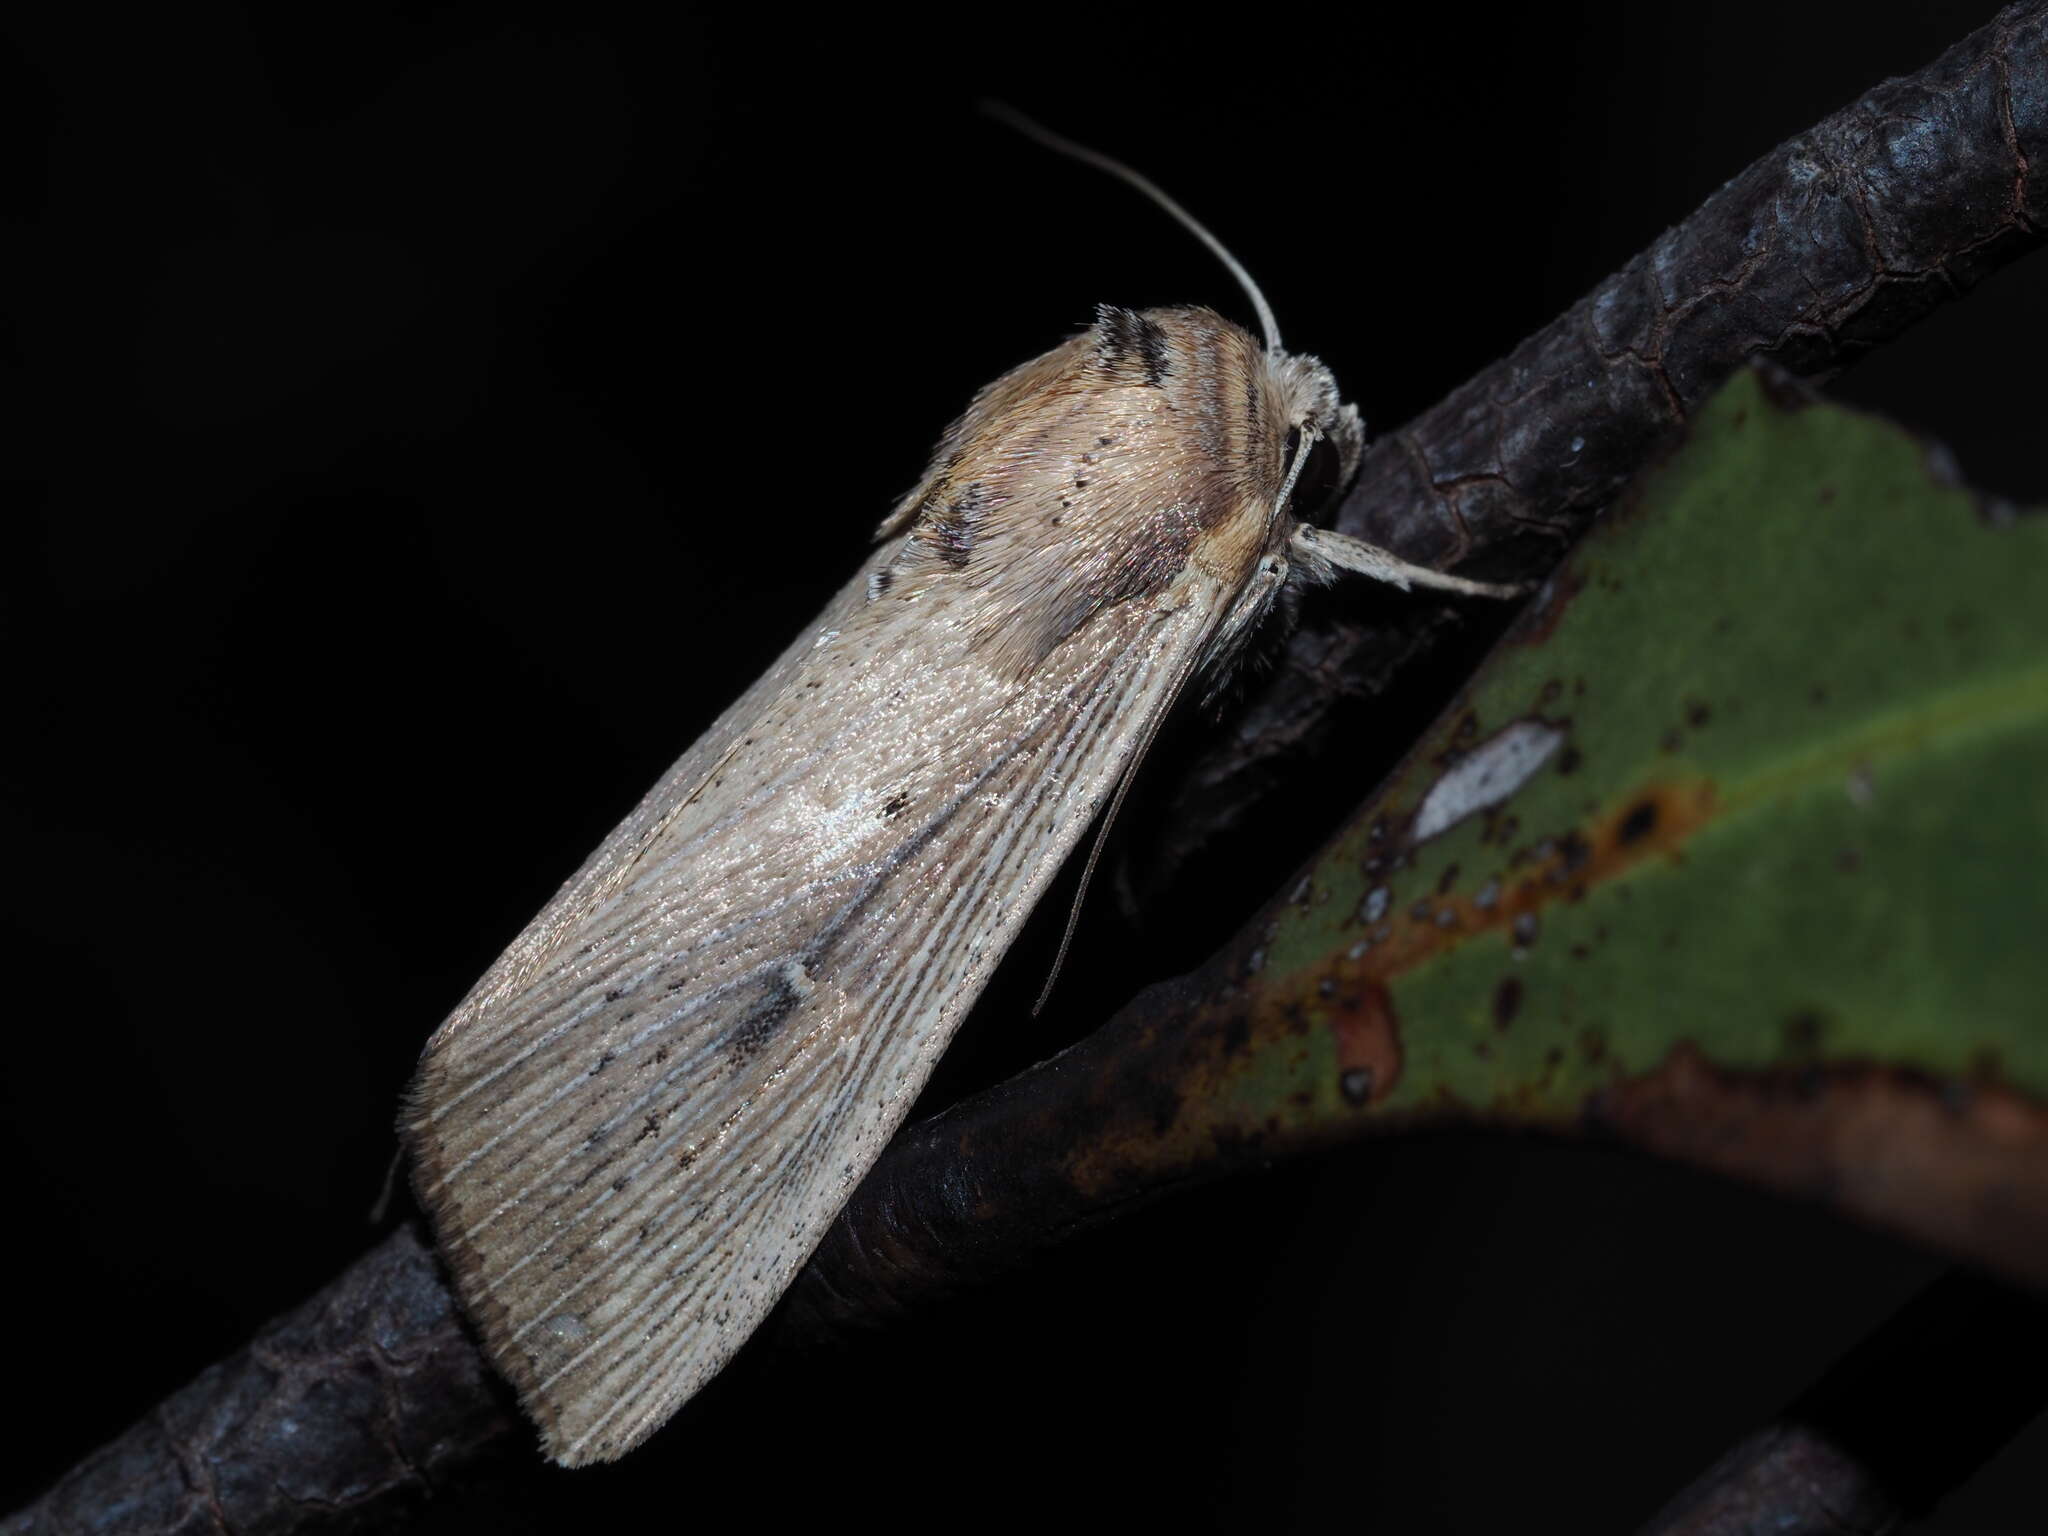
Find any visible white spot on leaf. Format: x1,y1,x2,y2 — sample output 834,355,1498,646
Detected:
1413,721,1564,842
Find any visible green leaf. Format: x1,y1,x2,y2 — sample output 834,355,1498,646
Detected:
1309,370,2047,1082
1073,368,2048,1283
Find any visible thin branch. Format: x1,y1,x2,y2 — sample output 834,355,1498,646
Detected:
1,1227,513,1536
1631,1270,2048,1534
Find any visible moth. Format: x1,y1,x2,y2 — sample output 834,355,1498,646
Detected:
403,112,1514,1465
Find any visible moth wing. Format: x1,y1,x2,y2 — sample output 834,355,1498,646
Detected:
404,547,1230,1464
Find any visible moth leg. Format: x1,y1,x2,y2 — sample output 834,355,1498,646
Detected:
1290,523,1523,599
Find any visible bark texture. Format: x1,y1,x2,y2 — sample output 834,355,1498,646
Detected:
1632,1271,2048,1534
3,1229,511,1536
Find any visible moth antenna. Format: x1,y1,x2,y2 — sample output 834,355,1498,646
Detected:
1031,635,1210,1015
982,100,1284,355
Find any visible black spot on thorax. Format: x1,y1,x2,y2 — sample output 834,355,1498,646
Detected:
920,480,987,569
1095,306,1170,387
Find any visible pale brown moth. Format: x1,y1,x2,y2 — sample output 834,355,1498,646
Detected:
403,111,1515,1465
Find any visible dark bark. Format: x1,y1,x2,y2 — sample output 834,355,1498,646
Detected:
2,1228,512,1536
1631,1270,2048,1534
9,3,2046,1529
1631,1427,1900,1536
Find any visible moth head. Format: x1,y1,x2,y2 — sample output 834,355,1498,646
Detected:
1266,348,1365,526
864,302,1372,684
961,108,1389,574
1154,311,1371,687
1078,302,1369,555
867,111,1398,679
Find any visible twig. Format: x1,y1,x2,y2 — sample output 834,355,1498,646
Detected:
1631,1270,2048,1534
1,1227,511,1536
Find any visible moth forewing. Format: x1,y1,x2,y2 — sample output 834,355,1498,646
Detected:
403,305,1372,1464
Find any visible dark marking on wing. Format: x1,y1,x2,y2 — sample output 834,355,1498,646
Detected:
570,697,1091,1215
1046,557,1186,661
728,966,807,1060
919,480,987,569
867,567,894,601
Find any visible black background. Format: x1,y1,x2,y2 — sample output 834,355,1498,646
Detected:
6,2,2044,1530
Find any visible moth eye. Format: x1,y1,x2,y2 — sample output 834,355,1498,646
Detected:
1287,429,1345,521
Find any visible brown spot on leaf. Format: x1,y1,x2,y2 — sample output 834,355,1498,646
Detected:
1327,982,1402,1107
1493,977,1523,1030
1594,1045,2048,1288
1617,800,1658,845
1304,776,1713,1075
